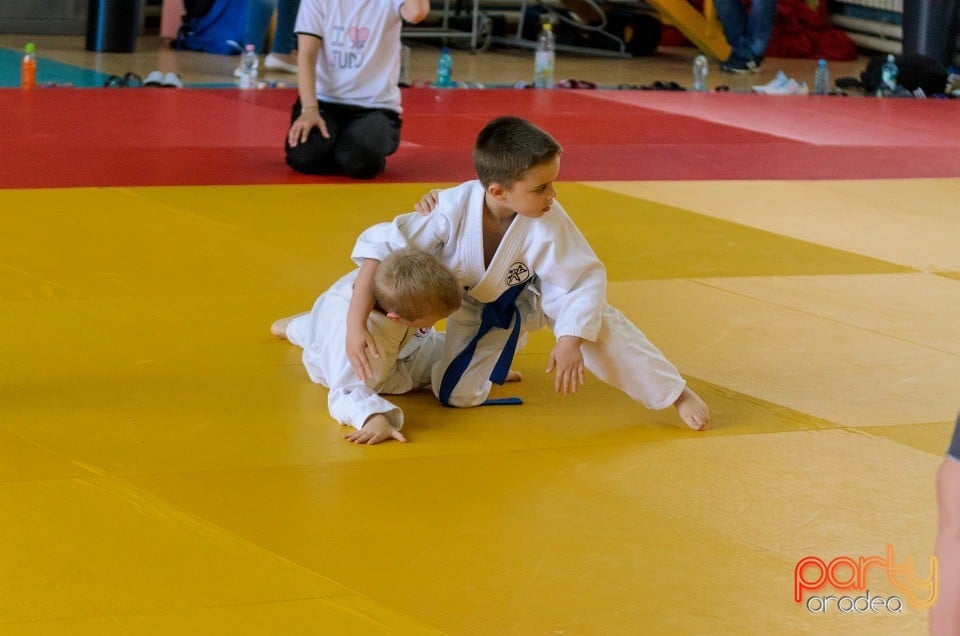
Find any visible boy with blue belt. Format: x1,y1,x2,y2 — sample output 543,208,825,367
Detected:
346,116,709,430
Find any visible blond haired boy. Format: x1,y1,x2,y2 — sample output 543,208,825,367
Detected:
272,248,461,444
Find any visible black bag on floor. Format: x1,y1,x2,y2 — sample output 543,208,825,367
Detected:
860,54,948,94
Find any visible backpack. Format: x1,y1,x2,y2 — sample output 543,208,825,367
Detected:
860,53,948,95
172,0,246,55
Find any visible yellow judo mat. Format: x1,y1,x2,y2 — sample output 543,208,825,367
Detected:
2,179,958,634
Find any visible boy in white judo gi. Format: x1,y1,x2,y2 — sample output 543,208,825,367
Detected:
345,116,709,430
271,248,463,445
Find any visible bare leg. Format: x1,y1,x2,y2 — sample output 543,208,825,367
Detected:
674,386,710,431
931,458,960,635
270,313,306,338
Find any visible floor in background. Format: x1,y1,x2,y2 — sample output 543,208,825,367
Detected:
0,34,872,92
1,35,959,636
2,88,959,188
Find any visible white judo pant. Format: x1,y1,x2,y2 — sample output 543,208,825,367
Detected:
433,296,685,411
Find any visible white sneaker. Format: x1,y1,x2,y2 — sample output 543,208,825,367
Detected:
161,72,183,88
263,53,298,73
787,80,809,95
752,70,789,94
754,73,809,95
144,70,165,87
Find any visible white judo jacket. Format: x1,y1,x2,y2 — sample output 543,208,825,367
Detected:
352,180,608,343
352,180,686,410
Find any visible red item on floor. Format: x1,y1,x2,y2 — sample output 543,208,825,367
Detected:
765,0,858,60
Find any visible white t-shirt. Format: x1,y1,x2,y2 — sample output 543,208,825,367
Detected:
295,0,406,113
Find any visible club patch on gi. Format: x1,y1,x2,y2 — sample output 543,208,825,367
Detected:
506,262,530,286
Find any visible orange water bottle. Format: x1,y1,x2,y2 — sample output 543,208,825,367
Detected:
21,42,37,90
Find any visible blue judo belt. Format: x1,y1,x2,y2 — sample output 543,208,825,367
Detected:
438,283,528,407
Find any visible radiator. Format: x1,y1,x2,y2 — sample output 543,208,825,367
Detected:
830,0,903,53
831,0,902,11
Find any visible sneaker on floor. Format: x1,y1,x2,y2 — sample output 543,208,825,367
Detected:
144,70,165,87
161,72,183,88
263,53,298,73
756,76,809,95
752,70,789,94
720,56,760,74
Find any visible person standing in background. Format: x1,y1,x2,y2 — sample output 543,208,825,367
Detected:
241,0,301,74
714,0,778,74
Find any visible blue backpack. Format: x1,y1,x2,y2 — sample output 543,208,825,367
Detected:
173,0,246,55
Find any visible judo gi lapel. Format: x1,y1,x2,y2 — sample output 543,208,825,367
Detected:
466,191,533,301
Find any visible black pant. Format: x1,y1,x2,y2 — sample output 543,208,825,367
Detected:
284,99,401,179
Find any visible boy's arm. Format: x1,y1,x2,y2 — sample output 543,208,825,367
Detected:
537,208,606,343
328,382,408,444
545,335,586,395
414,188,441,215
343,414,408,445
325,327,408,442
288,34,329,145
346,258,381,382
347,208,456,378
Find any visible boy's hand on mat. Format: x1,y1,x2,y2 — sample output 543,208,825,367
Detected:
414,189,441,215
546,336,585,396
346,323,379,383
288,109,329,147
344,415,407,445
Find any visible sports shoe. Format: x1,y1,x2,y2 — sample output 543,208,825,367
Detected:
161,72,183,88
754,74,809,95
263,53,298,73
787,80,809,95
144,70,165,87
752,70,789,94
720,56,761,74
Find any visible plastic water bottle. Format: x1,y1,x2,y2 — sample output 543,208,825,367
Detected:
813,59,829,95
21,42,36,90
692,54,708,92
533,23,555,89
435,47,453,88
880,54,898,92
238,44,259,89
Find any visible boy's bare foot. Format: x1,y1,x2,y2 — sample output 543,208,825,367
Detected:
506,370,522,382
271,316,292,338
271,312,308,338
674,386,709,431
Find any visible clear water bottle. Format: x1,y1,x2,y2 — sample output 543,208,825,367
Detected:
813,59,829,95
238,44,259,89
21,42,36,90
435,46,453,88
880,54,898,93
533,23,555,89
692,54,708,92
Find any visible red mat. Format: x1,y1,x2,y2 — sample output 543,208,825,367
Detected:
2,88,959,189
